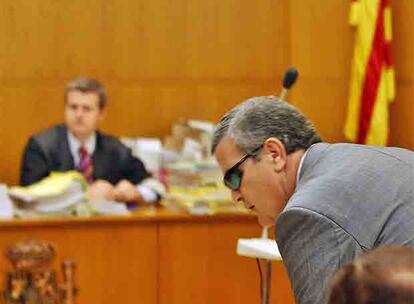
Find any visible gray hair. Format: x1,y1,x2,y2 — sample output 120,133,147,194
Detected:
211,96,321,156
64,77,107,109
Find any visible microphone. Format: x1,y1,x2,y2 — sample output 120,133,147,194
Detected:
279,67,299,100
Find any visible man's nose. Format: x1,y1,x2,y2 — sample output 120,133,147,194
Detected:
75,108,84,117
232,190,243,204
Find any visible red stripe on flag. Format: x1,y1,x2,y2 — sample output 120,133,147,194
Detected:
357,0,388,144
384,43,393,67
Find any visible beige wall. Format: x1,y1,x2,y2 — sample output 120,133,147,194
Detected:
0,0,412,185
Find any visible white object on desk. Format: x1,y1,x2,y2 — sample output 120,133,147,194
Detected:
0,184,14,218
89,199,130,216
237,238,282,260
237,227,282,260
135,138,162,175
121,137,162,175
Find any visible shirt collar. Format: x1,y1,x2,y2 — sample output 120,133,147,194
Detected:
67,130,96,164
296,148,309,187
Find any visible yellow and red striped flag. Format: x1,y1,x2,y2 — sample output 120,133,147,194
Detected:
344,0,395,145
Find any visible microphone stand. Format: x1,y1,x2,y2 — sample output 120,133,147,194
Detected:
279,88,288,101
261,227,272,304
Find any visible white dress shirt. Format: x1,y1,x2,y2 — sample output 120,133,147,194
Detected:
67,131,161,202
296,148,309,186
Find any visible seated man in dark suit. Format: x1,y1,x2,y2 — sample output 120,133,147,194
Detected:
20,77,163,204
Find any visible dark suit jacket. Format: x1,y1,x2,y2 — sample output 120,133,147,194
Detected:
20,125,150,186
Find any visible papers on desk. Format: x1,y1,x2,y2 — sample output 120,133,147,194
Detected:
0,184,14,218
161,160,246,215
8,171,87,217
121,137,162,175
89,199,130,216
165,160,223,187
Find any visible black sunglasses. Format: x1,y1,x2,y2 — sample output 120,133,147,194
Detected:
223,146,262,191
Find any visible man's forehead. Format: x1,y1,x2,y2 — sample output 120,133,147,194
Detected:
214,136,244,169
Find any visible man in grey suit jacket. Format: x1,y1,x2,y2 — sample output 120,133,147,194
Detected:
21,78,163,204
211,96,414,304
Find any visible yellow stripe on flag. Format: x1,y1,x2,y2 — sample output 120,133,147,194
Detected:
383,7,392,42
345,0,381,142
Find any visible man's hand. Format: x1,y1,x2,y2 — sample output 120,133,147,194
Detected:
114,179,144,204
87,179,116,201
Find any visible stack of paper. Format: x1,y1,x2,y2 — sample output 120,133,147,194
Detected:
165,160,223,187
121,137,162,175
161,160,245,214
8,172,87,217
0,184,14,218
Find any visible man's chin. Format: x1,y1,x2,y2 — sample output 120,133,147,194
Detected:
69,126,91,139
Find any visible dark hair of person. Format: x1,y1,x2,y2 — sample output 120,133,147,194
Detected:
328,246,414,304
64,77,107,109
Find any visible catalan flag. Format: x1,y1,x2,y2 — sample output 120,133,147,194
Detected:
344,0,395,145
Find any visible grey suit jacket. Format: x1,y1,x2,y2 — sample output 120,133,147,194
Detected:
276,143,414,304
20,125,150,186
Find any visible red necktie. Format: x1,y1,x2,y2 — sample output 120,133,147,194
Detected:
77,146,94,184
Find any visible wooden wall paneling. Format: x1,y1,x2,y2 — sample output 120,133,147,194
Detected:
289,0,352,143
390,83,414,149
193,81,283,122
0,0,290,79
0,91,4,182
50,0,114,78
269,262,295,304
289,0,352,79
0,214,288,304
158,221,294,304
392,0,414,82
0,223,158,304
101,83,198,137
291,79,349,143
191,0,289,79
0,83,64,184
158,223,210,304
206,222,294,304
110,0,289,79
103,79,286,139
390,0,414,149
199,222,262,304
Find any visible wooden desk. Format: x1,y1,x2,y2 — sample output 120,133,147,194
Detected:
0,209,294,304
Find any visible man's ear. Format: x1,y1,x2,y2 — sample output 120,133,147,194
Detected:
262,137,287,172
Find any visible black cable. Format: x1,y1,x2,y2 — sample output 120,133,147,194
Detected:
256,258,263,302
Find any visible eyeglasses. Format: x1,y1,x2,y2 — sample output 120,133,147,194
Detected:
223,146,262,191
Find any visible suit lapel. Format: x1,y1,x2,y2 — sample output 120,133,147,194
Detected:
92,131,110,181
57,126,75,171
